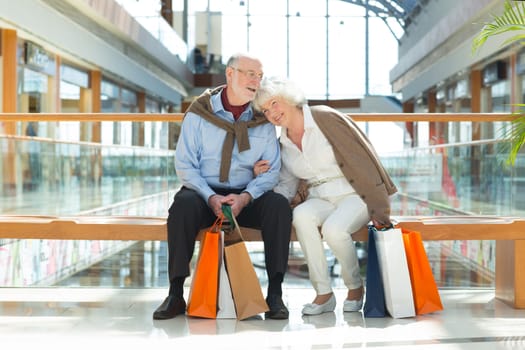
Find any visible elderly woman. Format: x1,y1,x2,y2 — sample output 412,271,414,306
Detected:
252,77,397,316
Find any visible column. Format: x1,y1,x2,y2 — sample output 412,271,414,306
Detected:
1,29,18,193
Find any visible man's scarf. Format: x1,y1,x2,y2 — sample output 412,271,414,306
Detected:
185,85,268,182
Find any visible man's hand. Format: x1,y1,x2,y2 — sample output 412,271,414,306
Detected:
222,192,252,217
209,192,252,217
208,194,227,217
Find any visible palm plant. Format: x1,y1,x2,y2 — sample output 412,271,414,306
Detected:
472,0,525,165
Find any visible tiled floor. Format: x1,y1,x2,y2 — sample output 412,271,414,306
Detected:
1,287,525,349
0,235,510,350
2,169,522,348
1,242,524,349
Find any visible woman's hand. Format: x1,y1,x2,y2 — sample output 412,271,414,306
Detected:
253,159,270,176
372,218,393,230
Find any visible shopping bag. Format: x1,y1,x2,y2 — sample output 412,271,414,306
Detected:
217,230,237,319
222,205,269,320
187,216,222,318
401,228,443,315
363,225,387,317
374,226,415,318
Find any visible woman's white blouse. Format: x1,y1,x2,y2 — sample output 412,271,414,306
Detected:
274,105,356,202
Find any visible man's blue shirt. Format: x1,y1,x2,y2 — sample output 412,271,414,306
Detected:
175,90,281,202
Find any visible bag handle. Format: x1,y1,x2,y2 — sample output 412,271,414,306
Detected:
209,214,224,233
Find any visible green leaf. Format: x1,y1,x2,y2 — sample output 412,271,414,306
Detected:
471,0,525,165
472,0,525,54
496,109,525,165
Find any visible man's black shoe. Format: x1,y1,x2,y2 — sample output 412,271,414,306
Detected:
153,295,186,320
265,294,289,320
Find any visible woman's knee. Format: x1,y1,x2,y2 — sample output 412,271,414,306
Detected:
292,203,315,227
321,218,356,244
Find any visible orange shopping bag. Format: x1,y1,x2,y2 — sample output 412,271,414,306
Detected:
401,228,444,315
187,216,223,318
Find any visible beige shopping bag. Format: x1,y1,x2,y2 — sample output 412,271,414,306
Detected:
222,205,269,320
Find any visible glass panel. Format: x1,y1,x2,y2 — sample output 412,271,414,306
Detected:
368,17,398,96
378,126,521,288
328,15,366,98
383,132,517,216
248,0,287,15
247,15,287,76
0,121,179,287
115,0,188,60
0,128,179,216
289,0,327,17
1,119,518,289
289,16,327,99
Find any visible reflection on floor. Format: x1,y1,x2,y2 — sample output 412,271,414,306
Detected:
1,287,525,349
1,240,523,349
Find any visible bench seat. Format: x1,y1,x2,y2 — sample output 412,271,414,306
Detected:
1,214,525,309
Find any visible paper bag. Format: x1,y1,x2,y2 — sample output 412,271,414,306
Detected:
374,226,415,318
187,217,222,318
363,225,387,318
222,205,269,320
224,241,269,320
217,231,237,319
402,228,443,315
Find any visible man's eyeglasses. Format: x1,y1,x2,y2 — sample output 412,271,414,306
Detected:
230,67,264,81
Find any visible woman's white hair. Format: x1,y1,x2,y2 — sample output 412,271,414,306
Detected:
253,76,307,112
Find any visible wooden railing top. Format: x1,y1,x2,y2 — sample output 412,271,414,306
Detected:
0,112,516,123
1,215,524,241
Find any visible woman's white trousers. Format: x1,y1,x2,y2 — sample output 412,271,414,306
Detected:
292,193,369,295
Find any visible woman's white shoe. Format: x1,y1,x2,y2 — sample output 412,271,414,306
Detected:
343,297,363,312
302,294,336,315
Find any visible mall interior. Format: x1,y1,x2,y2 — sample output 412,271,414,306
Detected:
1,0,525,348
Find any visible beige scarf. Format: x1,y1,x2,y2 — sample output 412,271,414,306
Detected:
185,86,268,182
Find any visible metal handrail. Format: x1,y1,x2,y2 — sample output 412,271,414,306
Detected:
0,112,516,122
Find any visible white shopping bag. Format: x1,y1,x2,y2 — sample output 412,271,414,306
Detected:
217,230,237,319
374,227,415,318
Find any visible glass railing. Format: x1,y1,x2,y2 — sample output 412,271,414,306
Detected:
0,135,178,216
0,114,520,289
384,138,523,217
0,133,179,287
380,136,524,289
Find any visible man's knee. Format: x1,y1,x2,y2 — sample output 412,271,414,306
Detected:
169,188,203,216
263,191,292,217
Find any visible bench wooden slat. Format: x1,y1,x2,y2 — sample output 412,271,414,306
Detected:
2,214,525,309
0,215,524,241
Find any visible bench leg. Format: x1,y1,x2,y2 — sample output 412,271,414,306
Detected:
495,240,525,309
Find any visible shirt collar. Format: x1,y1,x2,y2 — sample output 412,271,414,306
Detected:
303,105,315,129
280,105,313,144
210,88,254,121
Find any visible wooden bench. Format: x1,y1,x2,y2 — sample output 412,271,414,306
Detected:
1,214,525,309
